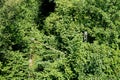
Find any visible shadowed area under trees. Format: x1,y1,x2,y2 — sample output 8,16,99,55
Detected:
36,0,56,30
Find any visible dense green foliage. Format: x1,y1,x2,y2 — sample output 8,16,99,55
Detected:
0,0,120,79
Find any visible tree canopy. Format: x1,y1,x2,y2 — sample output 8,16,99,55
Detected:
0,0,120,79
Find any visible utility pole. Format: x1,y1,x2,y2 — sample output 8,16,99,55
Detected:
83,31,88,42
